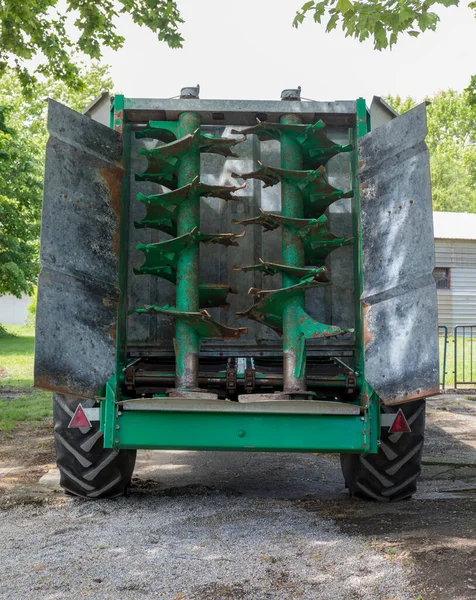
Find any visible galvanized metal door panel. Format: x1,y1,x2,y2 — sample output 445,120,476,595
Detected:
358,103,439,405
35,100,123,398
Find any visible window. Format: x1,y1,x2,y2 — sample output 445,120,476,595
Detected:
433,267,451,290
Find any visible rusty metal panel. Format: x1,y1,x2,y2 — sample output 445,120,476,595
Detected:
358,103,439,405
35,100,124,398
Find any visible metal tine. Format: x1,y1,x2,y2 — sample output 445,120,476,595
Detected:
233,259,331,284
230,119,352,169
139,128,247,160
132,304,248,341
137,178,246,207
232,207,326,234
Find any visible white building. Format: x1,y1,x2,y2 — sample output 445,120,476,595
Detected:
433,211,476,329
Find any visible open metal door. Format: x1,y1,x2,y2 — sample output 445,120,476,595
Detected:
358,103,439,405
34,100,124,398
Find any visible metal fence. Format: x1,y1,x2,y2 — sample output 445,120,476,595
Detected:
439,325,448,389
454,325,476,389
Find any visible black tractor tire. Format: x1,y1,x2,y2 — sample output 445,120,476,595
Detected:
340,400,425,502
53,393,136,499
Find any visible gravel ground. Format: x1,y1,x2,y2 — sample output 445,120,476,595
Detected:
0,491,414,600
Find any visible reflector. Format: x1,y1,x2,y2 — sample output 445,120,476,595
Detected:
68,404,91,429
389,409,411,433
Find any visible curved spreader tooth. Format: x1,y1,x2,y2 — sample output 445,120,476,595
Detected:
306,233,354,266
200,132,247,157
134,180,246,234
137,131,246,186
135,121,178,143
234,260,331,284
135,166,178,189
199,230,246,247
232,208,325,237
232,162,353,217
135,229,246,280
199,284,236,310
231,162,280,188
236,279,352,338
139,129,246,163
134,230,198,279
138,179,245,208
132,305,248,340
231,120,352,169
134,193,177,236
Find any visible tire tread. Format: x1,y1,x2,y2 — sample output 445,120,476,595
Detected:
340,400,425,502
53,393,136,499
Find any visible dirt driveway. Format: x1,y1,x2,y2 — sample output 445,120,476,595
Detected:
1,395,476,599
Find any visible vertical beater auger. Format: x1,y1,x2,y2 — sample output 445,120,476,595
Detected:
233,115,354,394
132,111,248,391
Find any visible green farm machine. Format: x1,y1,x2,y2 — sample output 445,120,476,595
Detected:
35,88,439,500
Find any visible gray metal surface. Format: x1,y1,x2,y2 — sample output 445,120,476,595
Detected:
358,103,439,405
128,120,355,356
123,98,356,126
35,100,123,398
121,398,360,415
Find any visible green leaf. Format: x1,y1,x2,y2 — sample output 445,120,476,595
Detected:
417,11,438,30
301,1,316,11
336,0,354,13
293,12,305,27
373,20,388,48
436,0,459,6
313,1,327,22
399,7,414,23
408,30,420,36
326,12,339,31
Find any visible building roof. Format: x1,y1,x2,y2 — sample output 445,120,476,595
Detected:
371,96,400,118
82,91,110,116
433,211,476,240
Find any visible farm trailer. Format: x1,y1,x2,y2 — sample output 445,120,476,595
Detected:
34,87,439,501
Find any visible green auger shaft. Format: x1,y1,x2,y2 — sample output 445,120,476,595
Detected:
281,113,306,393
175,111,201,389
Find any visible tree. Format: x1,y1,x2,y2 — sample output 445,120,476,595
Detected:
294,0,475,51
0,105,42,297
0,1,182,93
386,90,476,213
0,63,112,297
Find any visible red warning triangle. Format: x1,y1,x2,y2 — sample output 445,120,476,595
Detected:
68,404,91,429
389,409,411,433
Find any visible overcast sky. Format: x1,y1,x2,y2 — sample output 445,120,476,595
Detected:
101,0,476,105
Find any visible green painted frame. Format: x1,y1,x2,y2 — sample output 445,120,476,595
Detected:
100,97,380,455
113,410,369,452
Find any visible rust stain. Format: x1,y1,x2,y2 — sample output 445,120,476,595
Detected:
100,165,124,259
34,375,89,399
360,392,369,408
381,385,440,406
109,323,117,342
114,109,124,134
362,301,374,348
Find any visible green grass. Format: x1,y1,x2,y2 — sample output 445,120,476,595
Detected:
439,334,476,389
0,389,52,432
0,324,51,432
